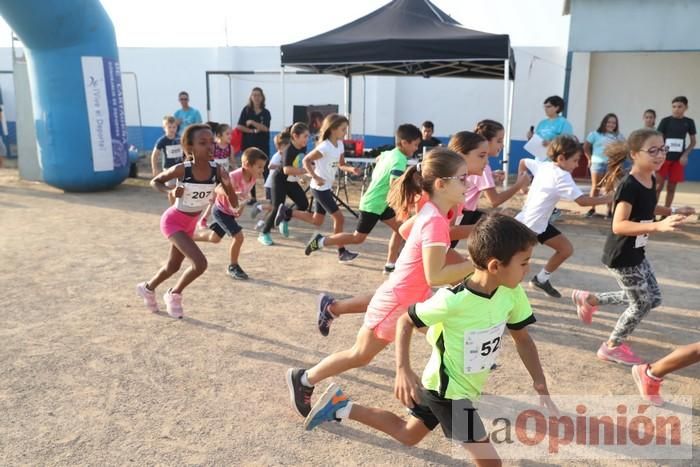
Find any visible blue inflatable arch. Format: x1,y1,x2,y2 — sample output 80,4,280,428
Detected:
0,0,128,191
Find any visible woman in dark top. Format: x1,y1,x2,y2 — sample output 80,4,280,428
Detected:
237,87,271,201
571,129,695,366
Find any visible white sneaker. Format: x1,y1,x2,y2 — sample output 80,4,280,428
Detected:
163,289,184,319
136,282,159,312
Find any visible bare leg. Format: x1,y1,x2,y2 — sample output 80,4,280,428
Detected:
462,441,502,467
349,404,431,446
382,217,404,264
306,326,389,386
656,177,666,202
664,182,677,208
323,231,368,247
542,234,573,273
193,230,223,243
229,231,244,265
649,342,700,378
146,244,185,290
589,172,600,214
329,294,373,316
330,211,346,249
292,209,325,226
168,232,208,294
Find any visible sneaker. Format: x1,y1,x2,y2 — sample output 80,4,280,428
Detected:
596,342,644,366
383,264,396,275
571,289,597,324
549,208,562,223
274,204,289,227
286,368,314,417
317,293,336,337
254,219,265,232
227,264,249,280
584,208,595,218
136,282,159,312
257,233,273,246
246,198,258,206
632,364,664,406
163,289,184,319
305,233,323,256
249,203,262,219
304,383,350,431
530,275,562,298
279,221,290,238
338,249,359,263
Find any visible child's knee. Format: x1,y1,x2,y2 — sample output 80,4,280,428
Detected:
560,243,574,259
164,259,182,275
191,256,208,274
398,427,427,446
210,234,223,244
234,231,244,243
351,233,367,244
349,347,375,367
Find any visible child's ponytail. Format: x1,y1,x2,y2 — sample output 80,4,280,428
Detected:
388,165,422,221
599,140,629,194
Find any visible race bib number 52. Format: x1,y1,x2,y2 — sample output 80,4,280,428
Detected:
464,322,506,374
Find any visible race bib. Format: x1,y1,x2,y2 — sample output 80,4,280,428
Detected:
464,322,506,374
165,144,183,160
181,182,215,209
666,138,684,153
635,219,653,248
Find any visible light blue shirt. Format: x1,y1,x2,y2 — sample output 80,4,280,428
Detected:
174,107,203,136
586,131,625,164
535,116,573,142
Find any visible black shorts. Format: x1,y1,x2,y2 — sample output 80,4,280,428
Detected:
210,205,243,237
409,389,487,443
356,207,395,234
312,188,339,215
450,210,485,249
536,223,561,244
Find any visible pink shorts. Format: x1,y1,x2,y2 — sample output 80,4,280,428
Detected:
160,206,199,238
363,283,432,342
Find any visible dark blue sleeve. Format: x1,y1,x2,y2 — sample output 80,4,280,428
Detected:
237,107,248,126
688,118,696,136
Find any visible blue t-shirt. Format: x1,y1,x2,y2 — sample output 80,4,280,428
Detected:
535,116,573,142
174,107,203,135
586,131,624,164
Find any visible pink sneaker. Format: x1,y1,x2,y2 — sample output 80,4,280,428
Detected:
163,289,184,319
136,282,159,312
596,342,644,365
571,289,597,324
632,364,664,406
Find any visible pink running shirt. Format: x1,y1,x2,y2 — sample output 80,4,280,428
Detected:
462,165,495,211
386,201,450,303
215,168,256,216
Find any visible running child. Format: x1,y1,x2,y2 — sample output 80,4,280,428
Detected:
571,129,695,364
150,115,183,205
583,113,625,218
656,96,696,209
304,124,422,274
284,113,362,263
194,147,268,280
516,135,612,298
632,342,700,406
254,132,290,230
303,215,558,467
286,148,475,418
136,124,236,318
258,123,309,246
211,122,234,170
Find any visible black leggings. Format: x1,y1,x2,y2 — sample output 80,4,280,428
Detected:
262,176,309,234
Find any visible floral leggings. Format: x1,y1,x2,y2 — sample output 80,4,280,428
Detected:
595,258,662,346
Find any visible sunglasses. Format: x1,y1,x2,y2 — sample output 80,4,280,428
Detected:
441,174,469,185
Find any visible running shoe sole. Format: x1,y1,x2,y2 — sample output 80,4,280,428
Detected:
304,382,340,430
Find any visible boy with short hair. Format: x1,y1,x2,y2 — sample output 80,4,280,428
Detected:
304,215,557,467
305,123,421,274
657,96,696,208
151,116,183,204
416,120,441,156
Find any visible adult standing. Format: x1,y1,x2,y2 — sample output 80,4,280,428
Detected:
173,91,202,136
237,87,271,202
527,95,574,161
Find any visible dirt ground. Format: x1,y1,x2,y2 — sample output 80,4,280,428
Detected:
1,168,699,466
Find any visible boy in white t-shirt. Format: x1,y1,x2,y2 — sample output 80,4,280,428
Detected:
516,135,611,298
301,114,362,263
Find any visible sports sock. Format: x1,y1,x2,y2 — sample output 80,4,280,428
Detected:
335,401,353,420
536,268,552,283
301,371,314,388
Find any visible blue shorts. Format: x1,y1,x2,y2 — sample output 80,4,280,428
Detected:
210,205,242,237
590,161,607,175
312,188,339,215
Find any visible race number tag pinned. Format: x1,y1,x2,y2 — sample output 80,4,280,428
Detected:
181,182,215,208
464,322,506,374
666,138,684,153
165,144,183,160
635,219,653,248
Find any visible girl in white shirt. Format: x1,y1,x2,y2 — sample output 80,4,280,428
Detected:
516,135,611,298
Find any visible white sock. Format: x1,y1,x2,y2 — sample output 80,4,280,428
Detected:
536,269,552,283
335,401,353,420
318,236,326,248
301,372,314,388
385,262,395,268
646,367,663,381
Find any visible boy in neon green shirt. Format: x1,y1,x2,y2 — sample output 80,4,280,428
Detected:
305,124,421,274
304,215,558,466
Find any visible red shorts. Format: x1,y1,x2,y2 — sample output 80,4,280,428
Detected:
657,160,685,183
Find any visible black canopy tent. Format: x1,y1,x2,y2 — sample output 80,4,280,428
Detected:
280,0,516,176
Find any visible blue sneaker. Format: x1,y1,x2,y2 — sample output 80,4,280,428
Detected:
304,383,350,431
317,293,336,337
257,233,273,246
279,221,290,238
274,204,289,227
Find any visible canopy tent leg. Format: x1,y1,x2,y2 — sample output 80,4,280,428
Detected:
280,65,286,127
344,75,351,135
502,58,513,188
